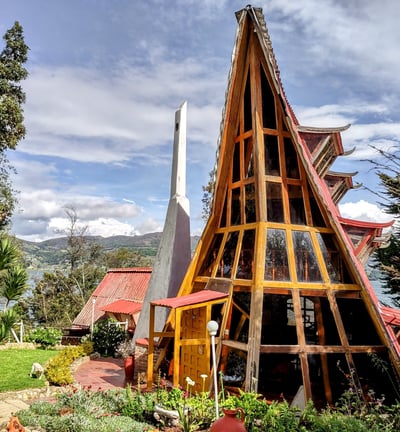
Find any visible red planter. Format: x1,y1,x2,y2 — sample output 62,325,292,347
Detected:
210,408,246,432
124,356,134,381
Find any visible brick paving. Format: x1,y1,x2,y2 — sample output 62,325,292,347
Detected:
73,357,127,391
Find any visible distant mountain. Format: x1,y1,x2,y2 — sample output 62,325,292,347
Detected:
18,233,200,271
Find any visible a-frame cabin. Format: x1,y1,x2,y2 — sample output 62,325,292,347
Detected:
147,5,400,406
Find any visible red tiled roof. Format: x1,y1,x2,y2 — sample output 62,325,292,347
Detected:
151,290,228,308
72,267,152,328
100,299,142,314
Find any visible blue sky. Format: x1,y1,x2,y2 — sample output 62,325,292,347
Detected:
1,0,399,242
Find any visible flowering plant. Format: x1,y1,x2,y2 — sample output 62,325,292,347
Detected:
116,339,135,359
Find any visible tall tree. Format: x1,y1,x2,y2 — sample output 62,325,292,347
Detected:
0,21,28,227
368,145,400,306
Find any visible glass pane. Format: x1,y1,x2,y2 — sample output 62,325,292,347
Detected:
218,231,239,278
262,294,296,344
292,231,322,282
264,135,280,176
299,295,340,345
245,183,256,223
244,72,252,132
236,229,255,279
229,292,251,343
352,353,399,405
336,298,381,345
230,188,241,226
220,194,227,228
284,137,300,179
265,228,290,281
258,353,302,400
260,64,276,129
244,138,254,178
266,182,284,223
232,141,240,183
288,184,306,225
199,233,223,276
317,233,354,283
308,184,326,227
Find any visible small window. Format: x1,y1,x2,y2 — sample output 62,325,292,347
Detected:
232,141,240,183
230,188,241,226
260,65,276,129
284,138,299,179
199,233,224,276
244,72,252,132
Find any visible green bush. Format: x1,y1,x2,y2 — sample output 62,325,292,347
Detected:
25,327,62,348
92,318,125,357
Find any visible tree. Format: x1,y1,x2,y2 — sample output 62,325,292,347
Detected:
0,21,28,228
0,236,28,341
367,145,400,306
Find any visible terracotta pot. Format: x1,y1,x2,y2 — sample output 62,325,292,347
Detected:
210,408,246,432
124,355,134,381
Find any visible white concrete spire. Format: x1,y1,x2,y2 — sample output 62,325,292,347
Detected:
171,101,187,198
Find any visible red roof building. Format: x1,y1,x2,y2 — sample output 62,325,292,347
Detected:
72,267,152,333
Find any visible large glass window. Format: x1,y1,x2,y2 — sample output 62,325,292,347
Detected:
231,188,241,226
236,229,255,280
284,138,299,179
264,135,280,176
288,184,306,225
265,228,289,281
261,294,296,344
199,233,223,276
260,65,276,129
218,231,239,278
266,182,284,223
245,183,256,223
292,231,322,282
317,233,354,283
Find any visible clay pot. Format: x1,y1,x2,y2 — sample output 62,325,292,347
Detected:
124,355,134,381
210,408,246,432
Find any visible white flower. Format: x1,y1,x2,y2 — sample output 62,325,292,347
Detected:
185,376,195,386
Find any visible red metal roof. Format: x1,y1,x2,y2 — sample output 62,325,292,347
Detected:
72,267,152,328
151,290,228,308
380,305,400,327
100,299,142,315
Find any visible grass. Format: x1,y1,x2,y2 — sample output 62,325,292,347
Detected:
0,348,58,392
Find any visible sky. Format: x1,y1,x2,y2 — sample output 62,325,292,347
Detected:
1,0,399,242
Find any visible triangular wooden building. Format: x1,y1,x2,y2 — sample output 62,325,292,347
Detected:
147,5,400,406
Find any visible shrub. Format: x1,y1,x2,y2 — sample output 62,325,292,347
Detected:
92,318,125,357
25,327,62,348
45,345,88,385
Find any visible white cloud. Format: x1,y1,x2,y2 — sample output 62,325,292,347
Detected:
339,200,392,224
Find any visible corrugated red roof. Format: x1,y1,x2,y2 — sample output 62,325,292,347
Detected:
100,299,142,314
72,267,152,328
380,305,400,327
151,290,228,308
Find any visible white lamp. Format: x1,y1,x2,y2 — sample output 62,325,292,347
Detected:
207,320,219,419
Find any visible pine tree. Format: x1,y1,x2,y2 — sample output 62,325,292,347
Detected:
370,146,400,306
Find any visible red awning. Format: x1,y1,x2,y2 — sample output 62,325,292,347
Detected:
151,290,228,309
100,299,142,314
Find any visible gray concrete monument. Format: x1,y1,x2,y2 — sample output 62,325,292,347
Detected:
134,101,191,340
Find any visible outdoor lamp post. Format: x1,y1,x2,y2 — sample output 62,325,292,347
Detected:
91,297,96,337
207,320,219,419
